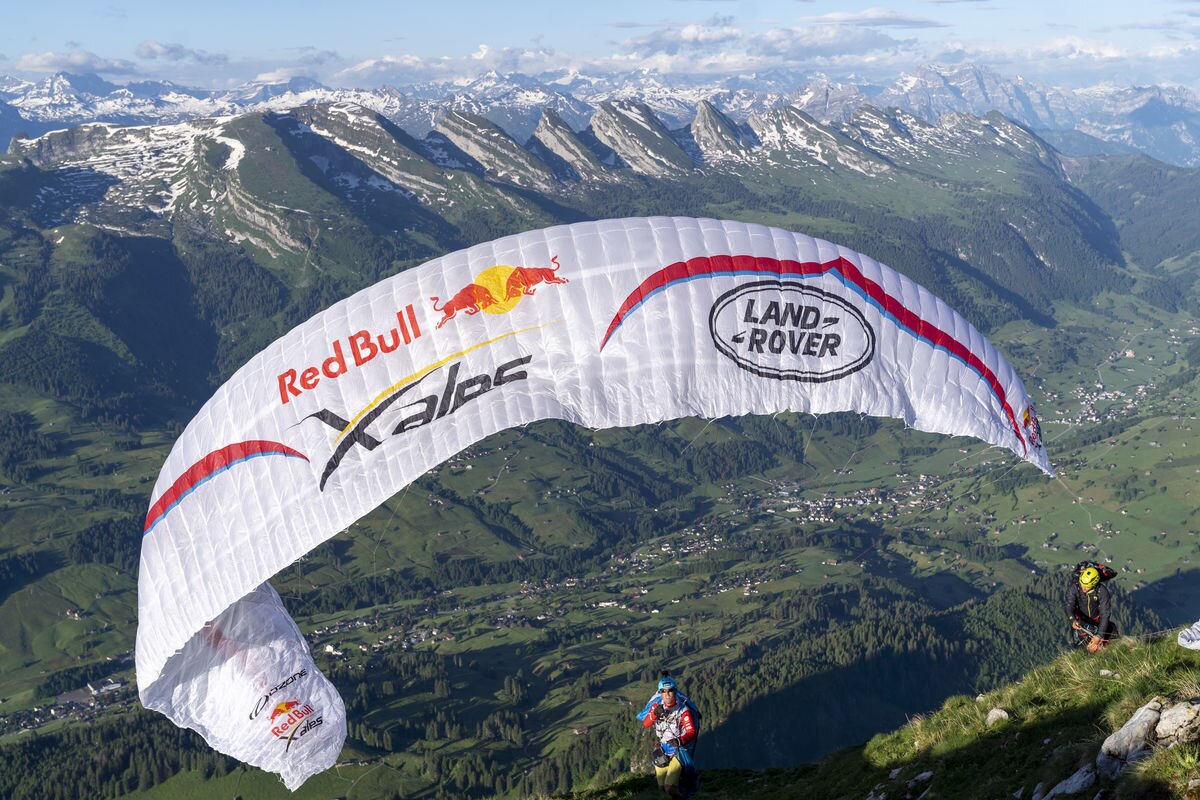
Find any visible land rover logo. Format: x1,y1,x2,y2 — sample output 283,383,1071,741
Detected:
709,281,875,382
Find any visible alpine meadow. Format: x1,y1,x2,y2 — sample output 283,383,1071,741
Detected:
0,52,1199,800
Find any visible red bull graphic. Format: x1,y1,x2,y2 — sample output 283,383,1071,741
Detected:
269,699,319,750
269,700,300,723
248,668,309,721
432,256,567,329
1022,405,1044,449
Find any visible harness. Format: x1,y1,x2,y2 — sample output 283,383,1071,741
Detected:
653,702,692,754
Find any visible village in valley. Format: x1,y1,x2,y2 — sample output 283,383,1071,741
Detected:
3,314,1196,754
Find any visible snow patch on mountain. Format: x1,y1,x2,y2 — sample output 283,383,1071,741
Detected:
11,119,212,222
210,125,245,172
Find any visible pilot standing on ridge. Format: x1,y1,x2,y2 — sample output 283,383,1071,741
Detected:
640,676,698,799
1065,563,1118,653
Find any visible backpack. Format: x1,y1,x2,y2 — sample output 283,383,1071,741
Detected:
1072,560,1116,583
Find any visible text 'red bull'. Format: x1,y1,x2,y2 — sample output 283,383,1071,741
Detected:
278,305,421,405
270,702,315,737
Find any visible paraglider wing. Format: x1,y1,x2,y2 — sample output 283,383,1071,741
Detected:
1180,620,1200,650
137,217,1052,788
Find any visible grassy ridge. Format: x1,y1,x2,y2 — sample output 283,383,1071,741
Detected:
562,634,1200,800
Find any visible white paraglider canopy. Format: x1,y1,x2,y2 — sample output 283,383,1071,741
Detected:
137,217,1052,788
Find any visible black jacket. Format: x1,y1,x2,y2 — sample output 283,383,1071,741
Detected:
1064,582,1112,632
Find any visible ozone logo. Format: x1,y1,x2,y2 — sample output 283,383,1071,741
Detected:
709,281,875,382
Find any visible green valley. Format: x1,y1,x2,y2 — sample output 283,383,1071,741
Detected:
0,102,1197,798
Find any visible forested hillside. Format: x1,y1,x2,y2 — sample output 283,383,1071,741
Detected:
0,104,1198,798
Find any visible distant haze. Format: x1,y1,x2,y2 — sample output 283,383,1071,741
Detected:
3,0,1199,91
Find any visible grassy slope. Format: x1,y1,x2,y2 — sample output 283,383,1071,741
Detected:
562,635,1200,800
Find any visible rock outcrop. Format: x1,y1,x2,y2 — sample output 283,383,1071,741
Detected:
1096,698,1162,779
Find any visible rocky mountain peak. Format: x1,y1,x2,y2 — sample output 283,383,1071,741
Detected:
690,100,756,164
528,107,614,182
1,63,1200,165
588,99,694,177
749,105,890,175
434,109,558,190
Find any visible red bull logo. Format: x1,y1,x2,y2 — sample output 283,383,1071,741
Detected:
248,668,308,721
270,700,316,738
1022,405,1044,449
431,256,567,329
269,700,300,722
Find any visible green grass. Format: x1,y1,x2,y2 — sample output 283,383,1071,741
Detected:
131,759,417,800
556,635,1200,800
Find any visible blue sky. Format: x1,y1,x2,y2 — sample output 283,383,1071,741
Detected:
3,1,1199,89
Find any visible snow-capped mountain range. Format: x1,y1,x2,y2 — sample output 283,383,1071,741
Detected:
2,63,1198,167
6,93,1070,246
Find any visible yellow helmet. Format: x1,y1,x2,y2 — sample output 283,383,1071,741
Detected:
1079,567,1100,589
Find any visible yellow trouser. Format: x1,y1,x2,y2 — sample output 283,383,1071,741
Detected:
654,755,682,788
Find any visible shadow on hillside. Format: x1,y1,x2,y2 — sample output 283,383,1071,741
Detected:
1132,567,1200,628
0,550,63,606
494,180,592,226
943,250,1058,329
884,563,983,610
702,646,980,771
32,167,120,227
100,235,220,415
261,111,464,248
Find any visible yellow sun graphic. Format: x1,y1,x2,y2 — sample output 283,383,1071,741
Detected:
471,265,521,314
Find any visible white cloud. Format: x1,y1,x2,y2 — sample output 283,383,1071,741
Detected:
337,46,577,85
794,7,948,29
466,45,582,75
252,67,316,83
913,33,1200,89
17,49,137,74
136,40,228,66
621,16,742,57
937,36,1129,70
756,25,903,60
1030,36,1126,61
290,48,342,67
158,8,1198,92
338,53,444,84
344,54,426,74
1146,40,1200,59
328,12,922,84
